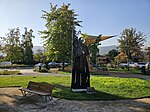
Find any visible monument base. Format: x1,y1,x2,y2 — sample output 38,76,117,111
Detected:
72,87,97,94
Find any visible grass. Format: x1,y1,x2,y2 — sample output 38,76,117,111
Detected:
0,75,150,100
51,69,71,75
146,70,150,75
0,70,21,75
56,71,71,75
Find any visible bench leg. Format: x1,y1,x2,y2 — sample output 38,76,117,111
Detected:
48,95,53,100
38,95,52,102
20,90,28,96
45,96,47,102
44,96,53,102
38,95,47,102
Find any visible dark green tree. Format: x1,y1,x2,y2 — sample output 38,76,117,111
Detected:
22,27,34,64
40,3,81,70
107,49,119,61
88,43,99,64
118,28,147,62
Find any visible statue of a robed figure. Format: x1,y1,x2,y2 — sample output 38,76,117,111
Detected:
71,34,116,90
71,37,90,89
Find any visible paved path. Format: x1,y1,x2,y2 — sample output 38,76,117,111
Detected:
20,68,150,80
18,68,63,76
107,71,150,80
0,68,68,76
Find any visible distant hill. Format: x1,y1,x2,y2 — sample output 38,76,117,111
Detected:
33,45,118,55
98,45,118,55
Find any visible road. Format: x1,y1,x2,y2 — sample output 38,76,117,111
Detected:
0,67,68,76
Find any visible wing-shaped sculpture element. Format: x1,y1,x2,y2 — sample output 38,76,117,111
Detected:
82,34,117,46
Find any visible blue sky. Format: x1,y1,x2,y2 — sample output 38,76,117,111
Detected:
0,0,150,47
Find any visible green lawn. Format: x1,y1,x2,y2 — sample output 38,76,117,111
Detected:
0,75,150,100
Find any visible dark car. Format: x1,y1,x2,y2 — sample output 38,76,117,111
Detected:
48,62,60,68
48,62,69,68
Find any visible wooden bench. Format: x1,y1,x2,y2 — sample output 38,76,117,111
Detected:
19,81,53,102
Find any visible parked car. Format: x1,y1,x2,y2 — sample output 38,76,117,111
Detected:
48,62,69,68
128,62,137,68
34,63,46,67
34,63,46,70
135,62,146,68
132,62,150,69
48,62,60,68
58,62,69,67
119,63,128,67
119,62,137,68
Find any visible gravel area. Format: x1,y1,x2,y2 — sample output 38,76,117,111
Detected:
0,87,150,112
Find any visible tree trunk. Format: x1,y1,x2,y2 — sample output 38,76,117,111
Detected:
62,61,65,71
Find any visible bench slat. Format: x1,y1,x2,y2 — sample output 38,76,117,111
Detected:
19,88,51,96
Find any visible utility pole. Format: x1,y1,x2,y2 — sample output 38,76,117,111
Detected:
71,29,74,68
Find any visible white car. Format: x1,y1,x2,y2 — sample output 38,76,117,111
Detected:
134,62,150,69
120,62,137,68
136,62,146,68
119,63,128,67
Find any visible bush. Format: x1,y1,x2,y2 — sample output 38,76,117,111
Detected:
34,67,48,73
39,68,48,72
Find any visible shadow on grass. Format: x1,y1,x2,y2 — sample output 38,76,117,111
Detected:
53,83,126,101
